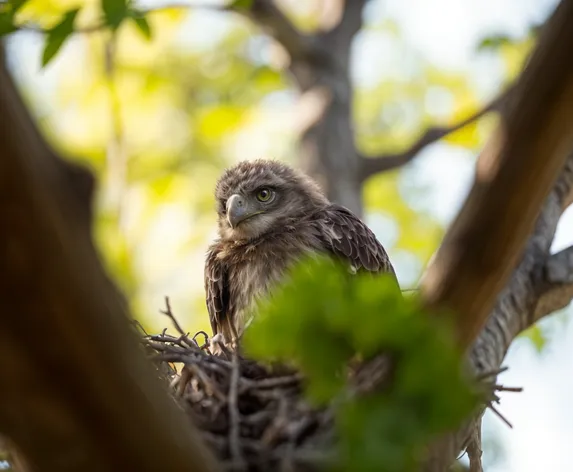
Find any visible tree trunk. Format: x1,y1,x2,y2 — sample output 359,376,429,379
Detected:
0,47,218,472
247,0,367,215
294,57,362,215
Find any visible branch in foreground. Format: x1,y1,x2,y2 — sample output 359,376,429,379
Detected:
0,45,218,472
358,89,510,181
421,0,573,348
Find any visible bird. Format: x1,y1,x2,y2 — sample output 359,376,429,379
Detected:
204,159,398,351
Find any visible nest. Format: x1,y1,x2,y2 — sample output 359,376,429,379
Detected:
138,298,333,472
138,298,521,472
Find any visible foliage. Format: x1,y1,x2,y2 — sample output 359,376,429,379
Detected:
41,7,78,66
2,0,538,341
0,0,25,35
477,34,513,51
520,323,548,353
0,0,153,66
244,256,478,472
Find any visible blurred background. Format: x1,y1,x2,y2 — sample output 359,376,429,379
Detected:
3,0,573,470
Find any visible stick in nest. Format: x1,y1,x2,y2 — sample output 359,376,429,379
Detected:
229,352,246,470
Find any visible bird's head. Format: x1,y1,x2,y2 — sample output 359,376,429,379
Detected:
214,159,328,242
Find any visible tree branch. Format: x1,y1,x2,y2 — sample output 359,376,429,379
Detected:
244,0,322,63
319,0,368,48
533,245,573,320
358,90,509,181
0,46,218,472
420,0,573,348
422,148,573,472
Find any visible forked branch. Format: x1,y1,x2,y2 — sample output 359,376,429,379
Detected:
421,0,573,348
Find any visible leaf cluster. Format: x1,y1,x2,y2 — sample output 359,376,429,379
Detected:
244,256,478,472
0,0,152,67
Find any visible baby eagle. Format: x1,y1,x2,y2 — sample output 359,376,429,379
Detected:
204,159,397,349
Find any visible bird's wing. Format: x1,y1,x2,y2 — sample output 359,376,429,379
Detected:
314,204,397,278
204,244,230,336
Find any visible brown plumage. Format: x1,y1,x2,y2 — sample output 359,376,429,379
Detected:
204,159,398,349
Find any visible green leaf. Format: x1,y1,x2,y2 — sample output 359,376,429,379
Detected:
243,255,478,471
102,0,128,30
477,34,512,51
11,0,28,12
230,0,253,11
521,324,547,353
41,8,79,68
0,0,28,36
0,12,17,36
130,12,152,40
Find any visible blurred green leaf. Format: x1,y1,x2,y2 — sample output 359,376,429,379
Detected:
132,16,151,40
230,0,254,11
129,9,152,40
0,12,18,35
102,0,128,30
244,255,478,471
41,8,79,68
520,324,547,353
477,34,513,51
11,0,27,11
197,104,245,140
0,0,28,36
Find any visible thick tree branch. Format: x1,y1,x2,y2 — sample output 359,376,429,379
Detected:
243,0,322,63
420,0,573,348
319,0,368,51
358,90,509,181
423,150,573,472
533,245,573,320
0,50,218,472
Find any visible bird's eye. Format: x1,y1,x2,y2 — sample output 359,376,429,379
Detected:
256,188,273,202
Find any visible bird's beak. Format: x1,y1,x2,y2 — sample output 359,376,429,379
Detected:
226,194,256,228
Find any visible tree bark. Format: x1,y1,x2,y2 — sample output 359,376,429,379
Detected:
242,0,368,214
423,154,573,471
0,50,219,472
420,0,573,347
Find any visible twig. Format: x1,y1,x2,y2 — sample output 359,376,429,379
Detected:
467,427,483,472
485,384,522,430
358,87,512,181
494,385,523,393
160,296,198,348
193,330,211,350
261,398,289,446
188,364,227,402
160,296,186,336
476,368,522,430
240,374,304,392
228,352,245,470
487,403,513,429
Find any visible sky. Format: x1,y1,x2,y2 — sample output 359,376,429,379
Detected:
6,0,573,470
